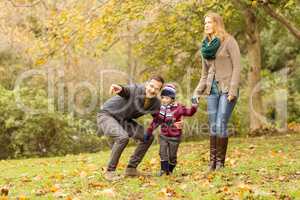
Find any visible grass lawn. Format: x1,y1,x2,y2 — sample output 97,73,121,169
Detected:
1,133,300,200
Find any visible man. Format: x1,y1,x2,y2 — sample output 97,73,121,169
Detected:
97,76,164,181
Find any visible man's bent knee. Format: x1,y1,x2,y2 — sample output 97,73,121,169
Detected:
117,136,130,144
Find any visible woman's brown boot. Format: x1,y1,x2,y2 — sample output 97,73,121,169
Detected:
216,137,228,170
209,135,217,171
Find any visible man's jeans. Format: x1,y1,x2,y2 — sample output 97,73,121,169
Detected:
207,93,238,137
97,113,154,171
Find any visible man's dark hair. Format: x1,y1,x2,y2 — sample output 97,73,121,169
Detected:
150,75,165,85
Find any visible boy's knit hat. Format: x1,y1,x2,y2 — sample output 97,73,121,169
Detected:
161,84,176,99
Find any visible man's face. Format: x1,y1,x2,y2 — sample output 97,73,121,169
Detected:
145,79,163,98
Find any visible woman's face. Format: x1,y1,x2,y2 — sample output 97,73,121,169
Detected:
161,96,173,106
204,16,215,35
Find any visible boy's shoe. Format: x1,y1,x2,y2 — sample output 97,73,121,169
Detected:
124,167,151,177
169,163,176,173
104,171,122,181
157,170,168,176
157,161,170,176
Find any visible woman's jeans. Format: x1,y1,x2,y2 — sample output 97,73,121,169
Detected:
207,92,238,137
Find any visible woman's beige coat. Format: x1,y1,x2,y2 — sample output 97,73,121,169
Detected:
194,35,241,97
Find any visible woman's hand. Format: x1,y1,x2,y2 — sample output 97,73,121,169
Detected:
227,95,235,102
191,96,200,105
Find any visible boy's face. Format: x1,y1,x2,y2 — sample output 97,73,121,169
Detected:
161,96,173,106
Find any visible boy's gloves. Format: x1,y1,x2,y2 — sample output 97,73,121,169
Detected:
191,96,199,105
144,132,152,142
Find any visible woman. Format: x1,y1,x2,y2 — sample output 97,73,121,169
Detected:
193,12,241,171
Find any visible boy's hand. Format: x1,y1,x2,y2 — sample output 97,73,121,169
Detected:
110,84,122,95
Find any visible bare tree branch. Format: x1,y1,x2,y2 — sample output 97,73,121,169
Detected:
262,3,300,40
7,0,43,7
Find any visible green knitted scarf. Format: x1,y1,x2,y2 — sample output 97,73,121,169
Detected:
201,37,221,60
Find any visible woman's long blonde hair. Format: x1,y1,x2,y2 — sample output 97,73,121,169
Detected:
204,12,229,42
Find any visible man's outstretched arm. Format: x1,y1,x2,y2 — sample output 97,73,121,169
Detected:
110,84,131,98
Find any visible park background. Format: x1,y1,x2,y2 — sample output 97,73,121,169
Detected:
0,0,299,199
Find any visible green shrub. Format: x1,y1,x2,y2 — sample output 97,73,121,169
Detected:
0,86,103,159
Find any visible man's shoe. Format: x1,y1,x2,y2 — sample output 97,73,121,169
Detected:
124,167,151,177
104,171,122,181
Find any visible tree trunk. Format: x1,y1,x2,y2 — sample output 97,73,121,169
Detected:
127,38,133,84
244,8,264,133
126,24,138,84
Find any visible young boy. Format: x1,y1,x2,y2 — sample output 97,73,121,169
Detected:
144,84,199,176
